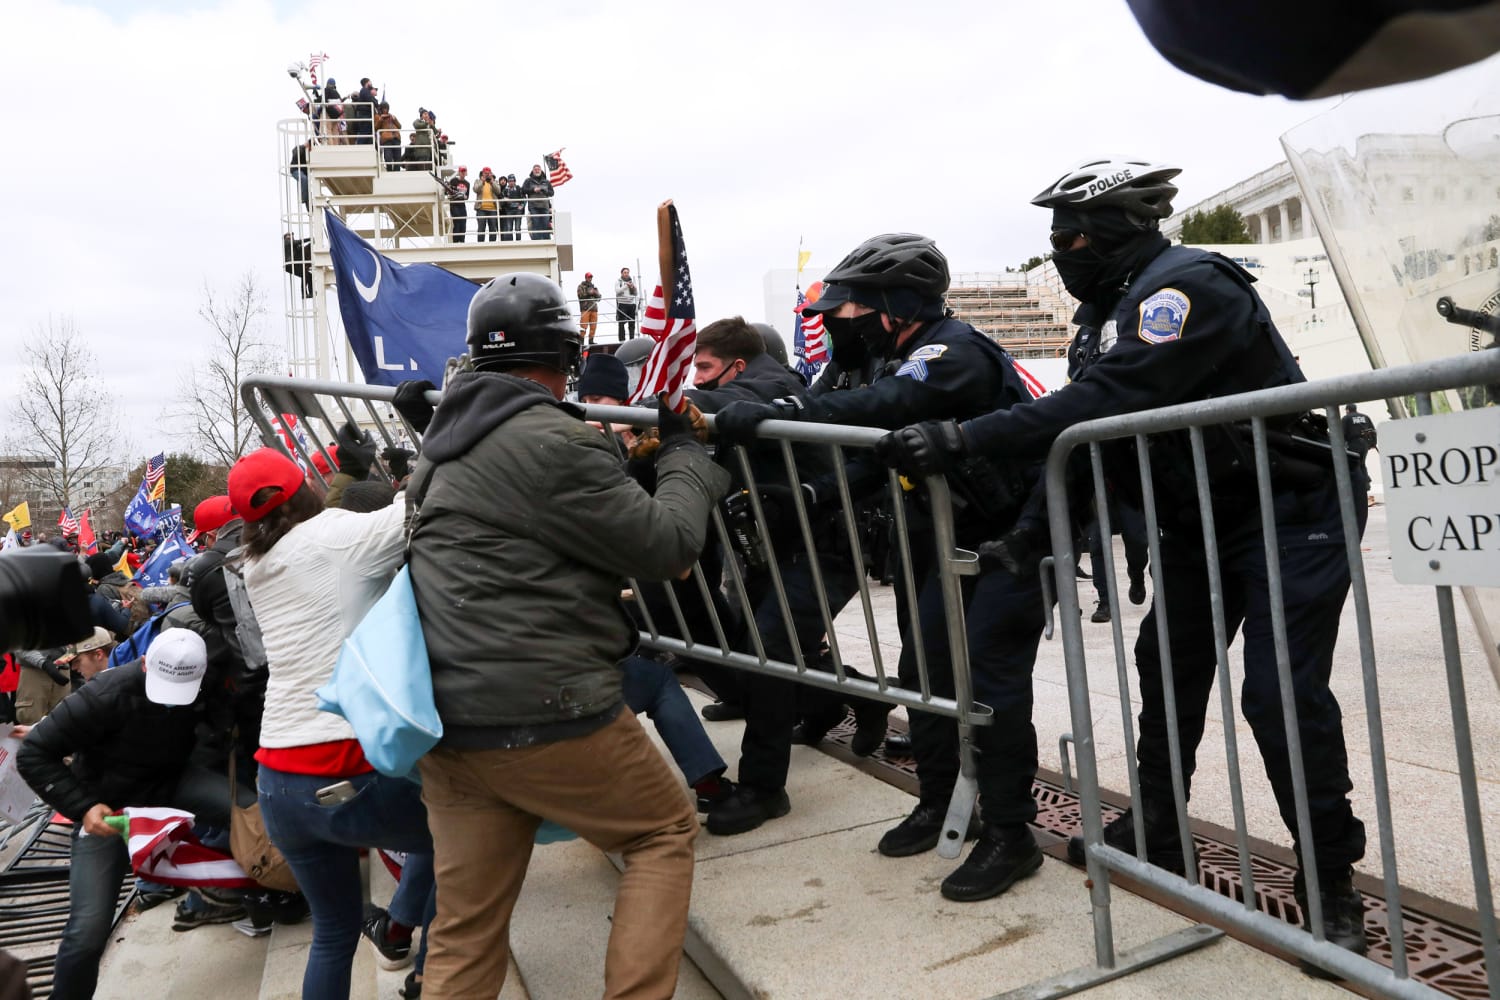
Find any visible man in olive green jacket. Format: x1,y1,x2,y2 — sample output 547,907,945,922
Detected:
402,272,728,1000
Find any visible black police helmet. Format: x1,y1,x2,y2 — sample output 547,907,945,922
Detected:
750,322,789,366
821,233,950,299
612,337,655,367
466,272,581,375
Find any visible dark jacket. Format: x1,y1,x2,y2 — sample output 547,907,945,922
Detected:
407,370,729,747
17,663,201,822
499,179,525,215
688,352,833,494
521,172,553,213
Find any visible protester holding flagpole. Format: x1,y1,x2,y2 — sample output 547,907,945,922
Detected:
402,232,728,996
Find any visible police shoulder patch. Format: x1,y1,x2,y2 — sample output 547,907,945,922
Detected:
1137,288,1191,344
908,343,948,362
895,359,929,382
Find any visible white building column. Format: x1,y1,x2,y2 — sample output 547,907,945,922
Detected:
1278,201,1290,244
1260,209,1273,244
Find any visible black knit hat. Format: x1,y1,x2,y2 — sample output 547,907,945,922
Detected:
577,354,629,401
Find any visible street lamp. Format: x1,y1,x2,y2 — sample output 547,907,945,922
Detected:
1304,267,1320,310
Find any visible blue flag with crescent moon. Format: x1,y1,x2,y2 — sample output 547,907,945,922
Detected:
324,211,480,386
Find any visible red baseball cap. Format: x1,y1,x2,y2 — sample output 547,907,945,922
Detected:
585,271,593,278
311,445,339,477
189,495,238,541
457,165,467,172
228,448,306,523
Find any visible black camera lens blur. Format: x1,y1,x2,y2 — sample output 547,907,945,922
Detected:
0,548,94,652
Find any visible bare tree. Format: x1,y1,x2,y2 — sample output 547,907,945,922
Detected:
172,273,279,466
10,318,118,516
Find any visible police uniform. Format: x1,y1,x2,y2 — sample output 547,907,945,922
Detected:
961,244,1368,877
803,316,1049,829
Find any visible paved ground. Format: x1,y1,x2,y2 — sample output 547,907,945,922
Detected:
827,502,1500,912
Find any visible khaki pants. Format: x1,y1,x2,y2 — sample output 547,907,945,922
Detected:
581,308,599,343
15,667,70,725
419,709,696,1000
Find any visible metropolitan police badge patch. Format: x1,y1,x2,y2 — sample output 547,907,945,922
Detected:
1137,288,1191,344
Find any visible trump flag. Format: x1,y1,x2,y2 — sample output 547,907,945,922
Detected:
324,210,478,387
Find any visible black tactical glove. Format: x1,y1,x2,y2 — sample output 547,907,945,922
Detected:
334,422,376,480
655,392,700,456
874,420,968,476
381,446,415,481
392,379,438,434
712,397,802,447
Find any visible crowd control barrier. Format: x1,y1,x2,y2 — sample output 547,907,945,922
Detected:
239,376,993,860
1042,348,1500,1000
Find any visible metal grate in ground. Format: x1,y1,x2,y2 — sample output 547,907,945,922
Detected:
805,711,1489,1000
1,802,134,999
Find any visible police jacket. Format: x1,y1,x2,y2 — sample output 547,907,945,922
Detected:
802,315,1036,537
406,370,729,749
17,662,200,823
521,173,553,212
961,243,1308,517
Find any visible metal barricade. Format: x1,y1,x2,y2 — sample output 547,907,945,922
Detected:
239,375,994,859
1042,349,1500,999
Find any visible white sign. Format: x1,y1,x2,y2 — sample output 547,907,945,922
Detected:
0,725,37,827
1383,408,1500,586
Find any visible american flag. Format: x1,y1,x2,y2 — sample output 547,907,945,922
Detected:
795,291,829,364
1011,360,1046,398
121,807,260,889
308,52,329,85
57,506,80,536
144,452,166,509
545,150,572,187
629,204,697,411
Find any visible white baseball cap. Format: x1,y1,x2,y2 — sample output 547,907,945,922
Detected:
145,628,208,706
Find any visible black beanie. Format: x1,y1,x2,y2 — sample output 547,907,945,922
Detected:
85,553,115,580
339,480,397,513
577,354,629,401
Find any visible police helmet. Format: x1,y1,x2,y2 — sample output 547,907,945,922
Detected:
750,323,789,366
1031,159,1180,221
612,337,655,367
821,233,950,299
465,272,581,374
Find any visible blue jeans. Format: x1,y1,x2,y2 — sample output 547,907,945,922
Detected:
528,212,551,239
52,765,242,1000
620,656,725,785
257,766,433,1000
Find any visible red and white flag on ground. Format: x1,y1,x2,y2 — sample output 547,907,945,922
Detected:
122,807,259,889
628,202,698,411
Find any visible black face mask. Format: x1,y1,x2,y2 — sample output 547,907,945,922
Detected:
826,311,895,360
1051,243,1113,303
695,360,739,392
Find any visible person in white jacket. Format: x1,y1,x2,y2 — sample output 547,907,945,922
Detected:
229,444,433,1000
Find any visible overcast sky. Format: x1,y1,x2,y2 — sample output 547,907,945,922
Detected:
0,0,1343,460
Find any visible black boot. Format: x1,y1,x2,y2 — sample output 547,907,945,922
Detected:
1066,797,1187,875
882,731,914,757
877,801,980,857
1090,601,1111,623
877,801,947,857
940,824,1044,902
1293,869,1369,979
705,785,790,836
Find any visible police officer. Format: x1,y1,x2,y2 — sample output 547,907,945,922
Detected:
876,160,1370,965
715,234,1048,902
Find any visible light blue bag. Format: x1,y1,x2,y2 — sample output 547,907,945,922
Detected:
316,566,442,780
